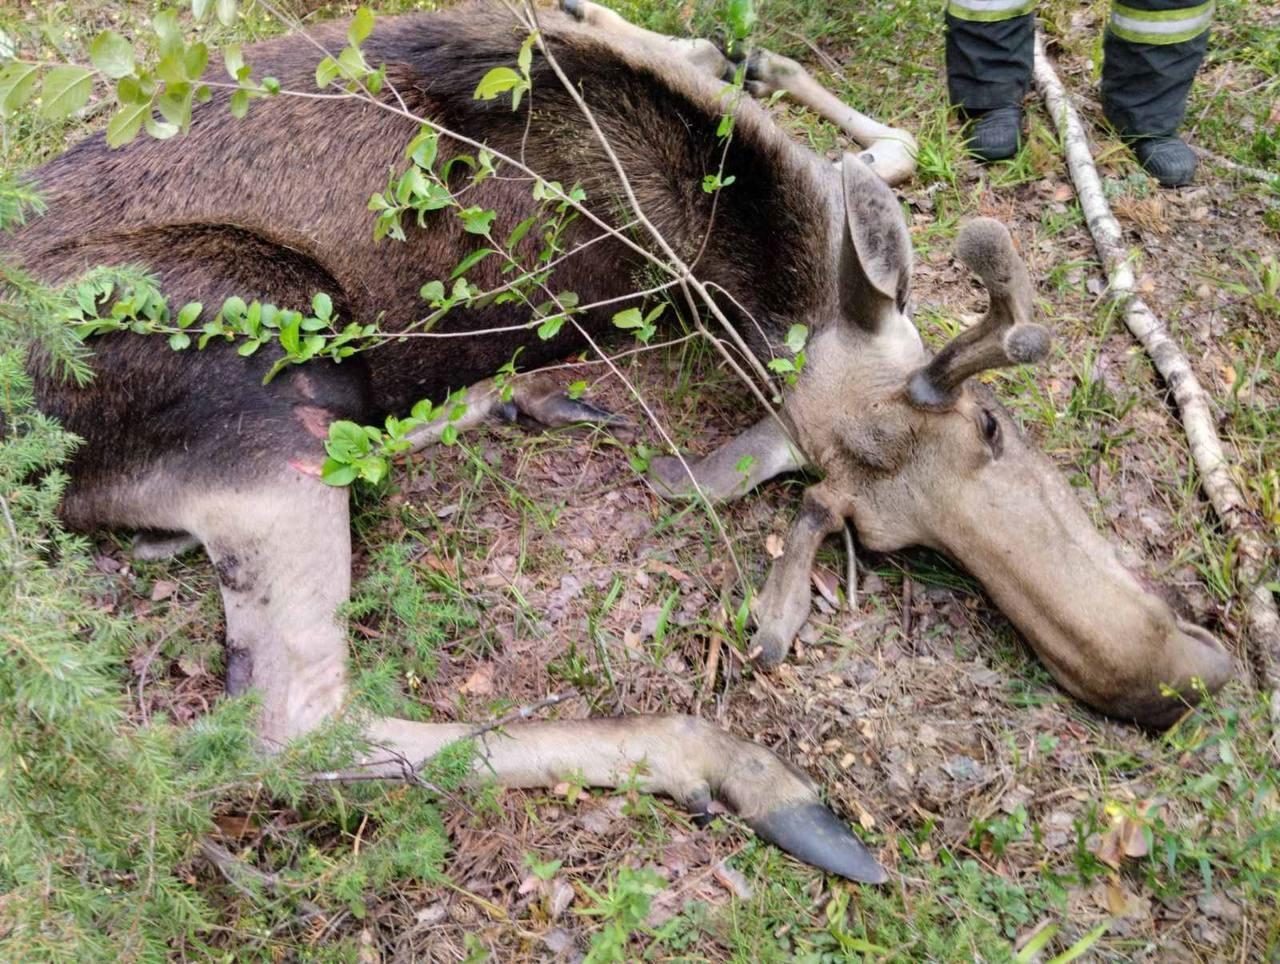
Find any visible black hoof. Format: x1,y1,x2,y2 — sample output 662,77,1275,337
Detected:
750,627,790,670
560,0,585,20
749,802,888,884
542,394,625,428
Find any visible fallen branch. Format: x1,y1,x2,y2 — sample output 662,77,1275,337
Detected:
1191,146,1280,187
1032,34,1280,712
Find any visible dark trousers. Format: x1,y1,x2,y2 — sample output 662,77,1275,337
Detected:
945,0,1211,138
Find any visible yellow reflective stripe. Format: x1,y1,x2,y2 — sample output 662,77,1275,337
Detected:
947,0,1037,22
1110,1,1212,44
1112,1,1211,22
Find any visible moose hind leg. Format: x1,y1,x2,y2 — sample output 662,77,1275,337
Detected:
182,466,353,743
560,0,733,76
740,50,918,185
362,714,886,883
560,1,917,184
131,530,201,561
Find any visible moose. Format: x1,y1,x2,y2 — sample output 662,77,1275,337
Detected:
9,0,1232,884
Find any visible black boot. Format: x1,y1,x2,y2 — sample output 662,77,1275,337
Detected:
945,11,1033,163
1131,136,1198,187
967,106,1024,162
1100,0,1211,188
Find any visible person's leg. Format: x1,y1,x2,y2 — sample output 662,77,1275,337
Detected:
945,3,1036,161
1101,0,1212,186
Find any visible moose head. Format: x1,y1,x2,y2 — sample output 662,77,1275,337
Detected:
658,156,1233,728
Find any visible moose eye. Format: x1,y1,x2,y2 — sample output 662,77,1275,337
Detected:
979,408,1002,455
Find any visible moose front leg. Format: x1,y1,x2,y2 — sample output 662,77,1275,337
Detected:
751,484,848,669
648,414,806,503
402,372,625,454
364,713,886,882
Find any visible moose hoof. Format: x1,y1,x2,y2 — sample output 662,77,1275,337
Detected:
560,0,586,20
504,376,628,432
749,803,887,884
750,624,793,670
131,530,201,561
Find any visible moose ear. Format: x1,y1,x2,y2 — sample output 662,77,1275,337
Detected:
838,153,911,331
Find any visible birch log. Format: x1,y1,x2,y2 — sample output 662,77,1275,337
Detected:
1032,34,1280,709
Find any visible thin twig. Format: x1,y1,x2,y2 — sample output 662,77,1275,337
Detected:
135,608,201,723
1191,146,1280,186
0,494,18,544
466,690,576,739
900,575,913,641
699,632,723,709
198,839,324,916
519,2,775,391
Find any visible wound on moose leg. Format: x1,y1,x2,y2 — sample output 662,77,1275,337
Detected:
294,404,334,440
225,641,254,695
214,552,250,591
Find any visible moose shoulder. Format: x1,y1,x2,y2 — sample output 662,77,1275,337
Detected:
8,0,1230,884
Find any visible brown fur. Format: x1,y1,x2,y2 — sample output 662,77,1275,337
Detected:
8,3,833,530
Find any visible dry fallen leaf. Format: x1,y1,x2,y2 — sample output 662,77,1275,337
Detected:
423,553,457,577
1120,815,1149,859
150,579,177,601
646,559,691,583
1096,810,1151,868
213,814,255,839
459,663,494,696
713,861,754,900
811,568,840,607
765,532,785,559
357,928,379,964
1095,824,1125,869
1096,878,1146,918
549,879,574,919
517,874,542,896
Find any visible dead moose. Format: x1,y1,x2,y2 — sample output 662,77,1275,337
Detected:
9,0,1232,883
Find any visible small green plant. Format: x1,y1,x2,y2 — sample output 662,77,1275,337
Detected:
1223,251,1280,316
579,866,666,963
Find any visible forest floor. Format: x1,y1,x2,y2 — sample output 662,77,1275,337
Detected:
4,0,1278,960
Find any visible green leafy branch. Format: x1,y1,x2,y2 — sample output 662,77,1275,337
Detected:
473,32,537,111
314,7,386,96
767,322,808,385
0,2,279,144
67,273,377,383
369,121,590,345
320,390,470,487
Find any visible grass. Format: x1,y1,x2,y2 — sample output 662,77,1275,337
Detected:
2,0,1278,960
